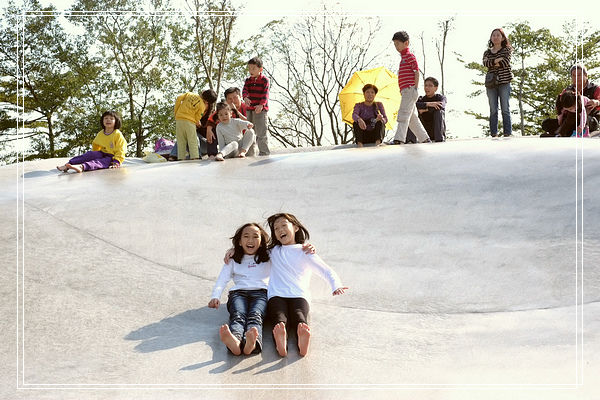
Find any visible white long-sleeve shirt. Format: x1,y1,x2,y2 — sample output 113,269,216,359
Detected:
267,244,343,302
210,254,271,300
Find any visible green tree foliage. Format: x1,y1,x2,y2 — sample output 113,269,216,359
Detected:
0,0,91,162
69,0,176,157
462,20,599,136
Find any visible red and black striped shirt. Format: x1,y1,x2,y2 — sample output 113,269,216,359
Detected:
242,73,270,111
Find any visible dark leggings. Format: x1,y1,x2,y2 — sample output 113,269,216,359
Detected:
267,296,310,336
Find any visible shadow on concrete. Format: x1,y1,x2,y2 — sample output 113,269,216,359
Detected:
125,307,218,353
23,169,61,178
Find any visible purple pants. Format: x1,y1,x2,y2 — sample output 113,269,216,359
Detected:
69,151,115,171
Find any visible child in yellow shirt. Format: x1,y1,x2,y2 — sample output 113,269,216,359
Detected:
57,111,127,173
174,91,210,160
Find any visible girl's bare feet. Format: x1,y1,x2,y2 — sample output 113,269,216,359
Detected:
66,163,83,173
219,324,241,355
243,327,259,355
273,322,287,357
297,323,311,356
56,165,68,172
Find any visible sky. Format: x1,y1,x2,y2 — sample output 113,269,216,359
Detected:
32,0,585,143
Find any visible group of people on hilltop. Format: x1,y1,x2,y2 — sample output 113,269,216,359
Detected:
171,57,271,162
56,28,598,174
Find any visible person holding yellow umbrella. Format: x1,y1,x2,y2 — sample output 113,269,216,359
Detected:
352,84,388,147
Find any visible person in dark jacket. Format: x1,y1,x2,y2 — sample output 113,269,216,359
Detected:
406,77,446,143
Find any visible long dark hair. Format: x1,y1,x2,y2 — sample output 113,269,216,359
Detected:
231,223,270,264
100,110,122,130
266,213,310,250
201,89,218,115
488,28,511,49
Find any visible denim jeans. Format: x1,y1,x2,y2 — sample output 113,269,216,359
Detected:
486,83,512,136
226,289,267,353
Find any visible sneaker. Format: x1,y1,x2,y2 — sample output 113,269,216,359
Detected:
387,140,405,145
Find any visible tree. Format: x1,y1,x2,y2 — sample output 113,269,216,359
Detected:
69,0,177,157
250,13,382,147
435,17,454,96
170,0,246,95
0,0,91,162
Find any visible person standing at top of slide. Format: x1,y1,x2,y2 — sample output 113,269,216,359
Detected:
389,30,431,145
242,57,270,156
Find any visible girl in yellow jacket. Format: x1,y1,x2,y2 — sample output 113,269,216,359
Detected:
57,111,127,173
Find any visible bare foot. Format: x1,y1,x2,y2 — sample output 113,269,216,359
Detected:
273,322,287,357
243,327,259,355
297,323,311,356
56,165,68,172
219,324,241,355
237,151,246,158
66,163,83,173
215,153,224,162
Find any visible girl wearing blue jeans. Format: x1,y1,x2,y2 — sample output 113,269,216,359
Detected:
209,223,271,355
483,28,513,137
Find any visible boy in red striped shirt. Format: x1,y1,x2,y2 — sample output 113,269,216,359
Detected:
390,31,431,144
243,57,270,155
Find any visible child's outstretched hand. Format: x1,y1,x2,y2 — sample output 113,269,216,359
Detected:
109,162,120,169
333,287,348,296
247,122,254,129
244,97,251,106
302,242,316,254
255,105,263,113
223,248,234,263
208,298,220,309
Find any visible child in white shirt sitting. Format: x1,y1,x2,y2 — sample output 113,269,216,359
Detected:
214,102,256,161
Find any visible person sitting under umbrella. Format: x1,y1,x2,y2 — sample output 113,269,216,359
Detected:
352,84,388,147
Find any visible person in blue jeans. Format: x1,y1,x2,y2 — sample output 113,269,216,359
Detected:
483,28,513,137
208,223,271,355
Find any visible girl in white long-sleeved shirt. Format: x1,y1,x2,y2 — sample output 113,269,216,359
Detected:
266,213,348,357
208,223,271,355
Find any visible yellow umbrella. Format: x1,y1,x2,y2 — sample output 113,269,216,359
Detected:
339,66,400,131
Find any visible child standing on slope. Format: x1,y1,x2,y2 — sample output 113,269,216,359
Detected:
266,213,348,357
209,223,271,355
57,110,127,173
242,57,270,156
389,31,431,145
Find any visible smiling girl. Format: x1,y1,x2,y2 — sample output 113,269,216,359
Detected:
57,110,127,173
209,223,271,355
266,213,348,357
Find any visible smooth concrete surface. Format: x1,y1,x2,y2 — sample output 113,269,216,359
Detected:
1,137,599,400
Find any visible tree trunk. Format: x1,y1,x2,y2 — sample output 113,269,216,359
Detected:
47,114,55,158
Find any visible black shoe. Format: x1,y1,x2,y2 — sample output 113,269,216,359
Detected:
421,138,432,143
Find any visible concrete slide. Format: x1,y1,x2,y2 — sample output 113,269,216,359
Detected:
1,137,599,399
